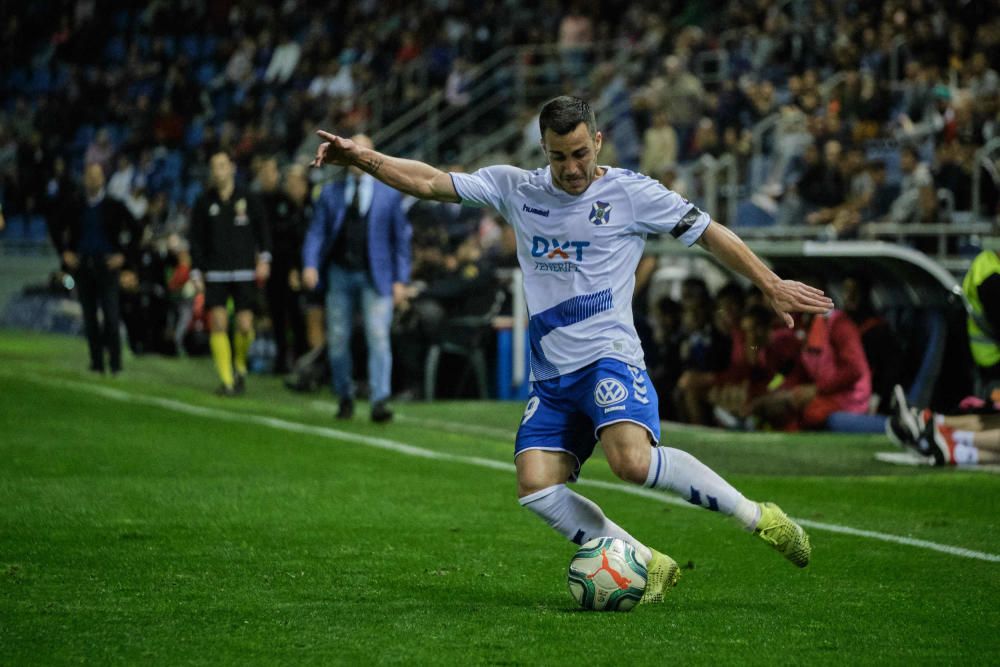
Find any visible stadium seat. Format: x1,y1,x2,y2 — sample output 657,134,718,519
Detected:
104,36,127,65
735,200,776,228
184,181,203,208
201,36,218,60
135,34,151,57
179,35,199,59
27,215,48,243
29,67,52,95
3,215,26,241
72,124,96,152
195,62,217,87
184,118,205,148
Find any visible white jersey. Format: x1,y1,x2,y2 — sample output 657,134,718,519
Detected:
450,165,710,381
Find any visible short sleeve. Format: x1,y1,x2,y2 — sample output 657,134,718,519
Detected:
625,176,711,247
449,165,525,211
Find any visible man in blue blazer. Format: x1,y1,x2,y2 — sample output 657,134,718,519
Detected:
302,135,412,422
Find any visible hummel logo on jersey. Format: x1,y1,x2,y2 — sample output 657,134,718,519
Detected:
522,203,550,217
589,200,612,225
531,236,591,261
594,378,628,406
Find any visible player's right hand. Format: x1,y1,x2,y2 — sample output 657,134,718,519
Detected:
312,131,356,168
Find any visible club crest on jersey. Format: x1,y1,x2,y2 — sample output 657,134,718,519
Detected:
594,378,628,406
589,200,612,226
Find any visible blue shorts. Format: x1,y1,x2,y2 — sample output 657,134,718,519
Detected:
515,358,661,479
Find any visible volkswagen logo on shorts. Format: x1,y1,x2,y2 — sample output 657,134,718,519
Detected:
594,378,628,406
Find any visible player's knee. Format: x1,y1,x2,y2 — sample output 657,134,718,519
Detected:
236,314,254,334
517,473,553,500
605,448,648,485
209,309,228,332
515,448,576,500
601,424,652,485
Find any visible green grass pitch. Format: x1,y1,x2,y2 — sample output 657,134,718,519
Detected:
1,330,998,664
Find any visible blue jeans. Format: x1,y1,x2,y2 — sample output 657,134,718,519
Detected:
325,265,394,403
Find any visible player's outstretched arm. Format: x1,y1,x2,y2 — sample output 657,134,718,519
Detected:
697,221,833,327
312,130,460,203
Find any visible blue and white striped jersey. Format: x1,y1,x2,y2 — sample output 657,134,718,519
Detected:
450,165,710,381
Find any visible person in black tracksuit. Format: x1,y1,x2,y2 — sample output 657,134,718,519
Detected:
59,163,136,374
257,157,311,374
189,152,271,396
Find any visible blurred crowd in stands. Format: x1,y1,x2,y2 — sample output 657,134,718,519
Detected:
1,0,998,424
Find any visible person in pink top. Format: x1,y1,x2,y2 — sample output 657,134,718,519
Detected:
749,309,872,430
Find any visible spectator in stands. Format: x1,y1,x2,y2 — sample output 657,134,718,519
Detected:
302,134,411,423
558,2,593,84
445,57,472,109
189,152,271,396
640,111,678,177
59,163,135,375
84,128,115,176
748,292,871,431
648,296,683,419
689,117,723,159
40,156,75,254
107,154,135,203
863,159,899,222
887,145,935,224
674,280,732,425
777,140,845,226
932,141,973,211
698,304,802,430
119,220,171,356
841,276,901,411
264,29,301,85
805,146,875,238
258,158,310,374
652,55,706,145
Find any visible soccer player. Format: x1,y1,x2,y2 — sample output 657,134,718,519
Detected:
190,152,272,396
312,97,833,603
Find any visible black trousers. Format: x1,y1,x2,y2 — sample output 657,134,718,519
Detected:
266,261,307,372
76,256,122,372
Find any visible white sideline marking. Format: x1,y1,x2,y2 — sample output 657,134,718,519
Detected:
875,450,1000,473
15,374,1000,564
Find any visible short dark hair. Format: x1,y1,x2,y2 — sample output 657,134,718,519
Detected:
539,96,596,138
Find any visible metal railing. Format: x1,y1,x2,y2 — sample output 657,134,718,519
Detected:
731,221,994,274
371,41,633,165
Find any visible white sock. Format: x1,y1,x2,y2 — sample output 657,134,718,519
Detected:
952,429,979,465
520,484,653,564
645,447,760,531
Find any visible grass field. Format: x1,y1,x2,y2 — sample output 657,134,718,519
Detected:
1,330,998,665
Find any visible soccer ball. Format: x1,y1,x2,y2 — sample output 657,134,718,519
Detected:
567,537,648,611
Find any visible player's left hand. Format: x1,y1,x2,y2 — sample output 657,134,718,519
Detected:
766,279,833,328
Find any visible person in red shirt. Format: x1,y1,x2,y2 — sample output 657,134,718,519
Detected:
680,304,801,428
749,308,872,430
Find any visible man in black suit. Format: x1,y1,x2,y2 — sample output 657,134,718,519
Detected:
60,163,135,374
